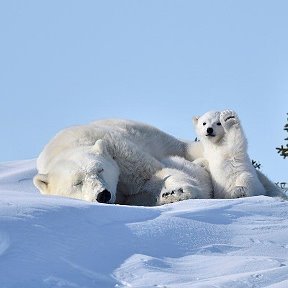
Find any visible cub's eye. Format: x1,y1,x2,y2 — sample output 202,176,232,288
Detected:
217,122,221,126
97,168,104,174
73,180,83,187
203,122,206,126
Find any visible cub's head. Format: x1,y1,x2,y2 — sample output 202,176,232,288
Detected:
193,111,225,144
33,139,120,203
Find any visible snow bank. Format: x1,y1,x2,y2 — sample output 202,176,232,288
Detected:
0,160,288,287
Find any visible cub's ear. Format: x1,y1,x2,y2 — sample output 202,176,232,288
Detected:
92,139,109,155
33,174,49,193
192,116,199,126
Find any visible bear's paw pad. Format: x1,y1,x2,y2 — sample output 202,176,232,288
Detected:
232,186,248,198
220,110,239,128
160,188,190,203
162,188,184,198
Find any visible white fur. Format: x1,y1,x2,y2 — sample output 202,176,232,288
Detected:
161,156,213,199
193,110,266,199
125,156,213,206
34,119,203,205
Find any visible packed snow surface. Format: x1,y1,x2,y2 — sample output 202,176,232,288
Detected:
0,160,288,288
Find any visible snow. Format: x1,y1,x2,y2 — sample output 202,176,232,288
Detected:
1,160,288,288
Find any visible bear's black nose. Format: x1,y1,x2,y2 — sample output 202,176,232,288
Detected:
97,189,111,203
207,127,214,135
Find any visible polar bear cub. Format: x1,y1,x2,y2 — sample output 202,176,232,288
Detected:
193,110,265,199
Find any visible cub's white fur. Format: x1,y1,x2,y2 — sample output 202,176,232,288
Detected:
193,110,267,198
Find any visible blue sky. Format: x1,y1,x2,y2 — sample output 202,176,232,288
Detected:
0,0,287,182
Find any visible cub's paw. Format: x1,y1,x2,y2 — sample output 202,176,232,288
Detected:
231,186,248,198
220,110,239,129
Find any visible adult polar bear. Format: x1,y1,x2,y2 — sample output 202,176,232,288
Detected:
34,119,211,206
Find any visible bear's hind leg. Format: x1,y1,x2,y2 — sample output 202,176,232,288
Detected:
231,171,255,198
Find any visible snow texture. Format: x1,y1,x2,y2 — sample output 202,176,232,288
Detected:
0,160,288,288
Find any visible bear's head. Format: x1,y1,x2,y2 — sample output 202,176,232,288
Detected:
193,111,225,144
33,139,120,203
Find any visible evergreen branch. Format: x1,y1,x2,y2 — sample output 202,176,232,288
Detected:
276,146,288,159
277,113,288,159
252,160,261,169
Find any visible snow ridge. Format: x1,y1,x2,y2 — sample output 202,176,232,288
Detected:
0,160,288,288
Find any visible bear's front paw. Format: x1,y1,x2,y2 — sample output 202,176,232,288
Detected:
160,188,191,204
231,186,248,198
220,110,239,130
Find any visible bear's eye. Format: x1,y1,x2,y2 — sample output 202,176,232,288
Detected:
73,180,83,187
217,122,221,126
203,122,206,126
97,168,104,174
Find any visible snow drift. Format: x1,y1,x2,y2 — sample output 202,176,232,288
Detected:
0,160,288,288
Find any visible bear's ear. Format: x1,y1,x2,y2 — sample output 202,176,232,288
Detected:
92,139,109,155
192,116,199,126
33,174,49,193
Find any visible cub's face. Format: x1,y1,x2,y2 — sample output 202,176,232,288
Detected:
34,140,120,203
193,111,225,144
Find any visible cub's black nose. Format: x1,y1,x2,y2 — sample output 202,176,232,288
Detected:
97,189,111,203
207,127,214,135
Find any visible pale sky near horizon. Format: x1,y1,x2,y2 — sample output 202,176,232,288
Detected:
0,0,287,182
